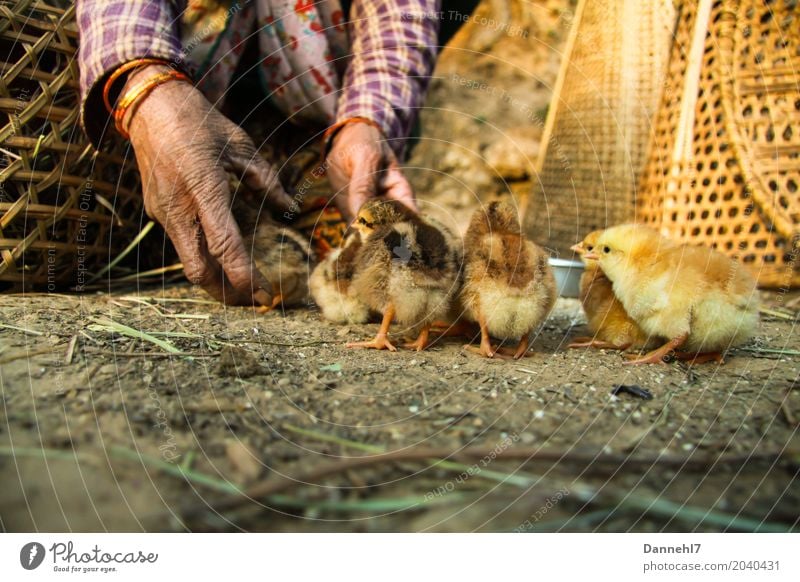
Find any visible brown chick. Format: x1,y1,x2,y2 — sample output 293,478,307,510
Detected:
460,201,556,359
233,190,314,313
588,224,759,364
569,230,656,351
348,199,462,352
245,218,315,312
309,228,371,324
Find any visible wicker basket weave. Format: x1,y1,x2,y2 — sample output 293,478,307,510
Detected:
637,0,800,288
0,0,142,290
524,0,677,254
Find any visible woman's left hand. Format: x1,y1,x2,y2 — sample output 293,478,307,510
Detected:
326,122,416,219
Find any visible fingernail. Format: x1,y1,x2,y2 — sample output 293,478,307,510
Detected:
254,288,273,307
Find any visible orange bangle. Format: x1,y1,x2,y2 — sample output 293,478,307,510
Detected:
113,70,191,139
102,57,172,114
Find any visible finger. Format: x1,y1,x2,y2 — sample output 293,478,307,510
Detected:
379,165,417,213
196,177,275,306
347,152,381,219
229,151,294,213
167,215,251,305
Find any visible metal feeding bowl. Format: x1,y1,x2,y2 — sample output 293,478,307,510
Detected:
549,258,584,298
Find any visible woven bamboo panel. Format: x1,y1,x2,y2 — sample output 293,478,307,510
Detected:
524,0,677,255
638,0,800,288
0,0,142,290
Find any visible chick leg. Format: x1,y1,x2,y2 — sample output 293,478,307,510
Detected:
568,337,631,350
347,304,397,352
624,334,688,365
404,325,431,352
464,312,498,358
503,334,531,360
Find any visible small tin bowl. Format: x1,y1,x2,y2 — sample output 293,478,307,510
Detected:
549,258,584,298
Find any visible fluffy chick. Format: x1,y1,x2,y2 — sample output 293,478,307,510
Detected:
309,228,370,324
460,201,556,359
231,178,314,311
588,224,759,364
570,230,656,351
348,199,462,352
245,218,314,312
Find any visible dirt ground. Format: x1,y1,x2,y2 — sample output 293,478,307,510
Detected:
0,286,798,532
1,1,798,533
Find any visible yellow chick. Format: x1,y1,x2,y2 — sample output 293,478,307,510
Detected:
459,201,556,359
309,229,371,324
586,224,759,364
569,230,656,351
245,218,315,312
348,199,462,352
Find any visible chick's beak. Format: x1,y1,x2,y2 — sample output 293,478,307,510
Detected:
583,252,600,260
569,243,583,253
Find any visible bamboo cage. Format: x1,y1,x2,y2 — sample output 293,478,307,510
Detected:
0,0,143,290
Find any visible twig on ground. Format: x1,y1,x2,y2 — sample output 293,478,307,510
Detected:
87,317,183,355
88,221,156,283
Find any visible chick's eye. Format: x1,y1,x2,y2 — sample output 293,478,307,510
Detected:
586,245,593,251
603,246,610,254
358,217,367,225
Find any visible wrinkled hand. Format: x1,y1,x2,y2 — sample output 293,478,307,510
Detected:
326,122,416,219
123,65,292,305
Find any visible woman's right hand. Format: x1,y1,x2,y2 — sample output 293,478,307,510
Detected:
122,64,294,306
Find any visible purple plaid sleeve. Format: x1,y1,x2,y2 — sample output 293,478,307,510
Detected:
337,0,441,158
76,0,186,146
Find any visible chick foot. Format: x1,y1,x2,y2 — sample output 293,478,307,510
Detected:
496,335,532,360
464,342,500,358
464,312,503,358
568,337,631,350
256,293,283,314
347,334,397,351
624,334,688,365
347,304,397,351
403,327,431,352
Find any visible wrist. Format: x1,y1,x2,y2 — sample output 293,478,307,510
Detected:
117,65,191,139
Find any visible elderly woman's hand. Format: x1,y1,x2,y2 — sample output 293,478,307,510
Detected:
326,122,417,219
122,64,293,306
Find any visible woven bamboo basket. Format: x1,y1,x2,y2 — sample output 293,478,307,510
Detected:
0,0,142,291
524,0,677,254
637,0,800,288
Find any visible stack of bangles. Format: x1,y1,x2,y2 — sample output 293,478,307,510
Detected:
102,58,191,140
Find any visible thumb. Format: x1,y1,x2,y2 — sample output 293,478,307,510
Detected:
347,154,380,219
